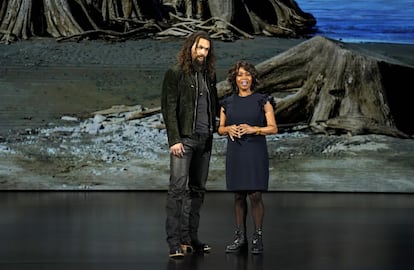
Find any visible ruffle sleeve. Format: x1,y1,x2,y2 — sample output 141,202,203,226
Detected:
258,93,276,110
219,95,234,114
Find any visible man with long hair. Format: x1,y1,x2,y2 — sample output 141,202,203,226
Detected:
161,31,219,258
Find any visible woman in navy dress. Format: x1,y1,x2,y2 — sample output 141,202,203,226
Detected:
218,60,278,254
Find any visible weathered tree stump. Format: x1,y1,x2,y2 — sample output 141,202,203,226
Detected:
217,36,414,137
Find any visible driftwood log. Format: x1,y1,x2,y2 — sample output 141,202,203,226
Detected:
217,36,414,138
92,105,161,120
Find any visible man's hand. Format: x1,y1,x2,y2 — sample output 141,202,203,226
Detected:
170,143,185,157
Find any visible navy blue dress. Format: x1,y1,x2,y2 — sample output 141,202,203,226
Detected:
221,92,271,191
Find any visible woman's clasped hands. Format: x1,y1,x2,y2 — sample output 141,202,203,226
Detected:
227,124,254,141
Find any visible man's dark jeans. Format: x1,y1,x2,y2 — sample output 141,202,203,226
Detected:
166,133,212,249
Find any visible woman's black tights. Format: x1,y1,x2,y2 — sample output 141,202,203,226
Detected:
234,191,264,231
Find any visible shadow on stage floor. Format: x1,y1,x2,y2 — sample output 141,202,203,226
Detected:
0,191,413,270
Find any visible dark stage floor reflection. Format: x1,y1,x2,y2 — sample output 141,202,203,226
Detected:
1,191,413,270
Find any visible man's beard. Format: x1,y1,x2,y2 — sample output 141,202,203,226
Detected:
192,57,206,71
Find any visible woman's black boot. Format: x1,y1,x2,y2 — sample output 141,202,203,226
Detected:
225,230,248,253
251,229,263,254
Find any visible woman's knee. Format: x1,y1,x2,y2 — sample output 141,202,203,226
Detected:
248,191,262,204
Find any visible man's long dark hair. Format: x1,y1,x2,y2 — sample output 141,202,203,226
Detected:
177,31,216,79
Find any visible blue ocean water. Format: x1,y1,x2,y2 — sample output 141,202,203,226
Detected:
295,0,414,44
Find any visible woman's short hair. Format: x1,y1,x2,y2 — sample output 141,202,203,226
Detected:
227,60,259,94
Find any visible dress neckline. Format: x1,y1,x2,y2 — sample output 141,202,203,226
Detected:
238,92,253,98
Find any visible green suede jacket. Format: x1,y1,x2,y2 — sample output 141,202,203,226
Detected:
161,64,219,147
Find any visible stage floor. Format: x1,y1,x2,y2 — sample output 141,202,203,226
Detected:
1,191,413,270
